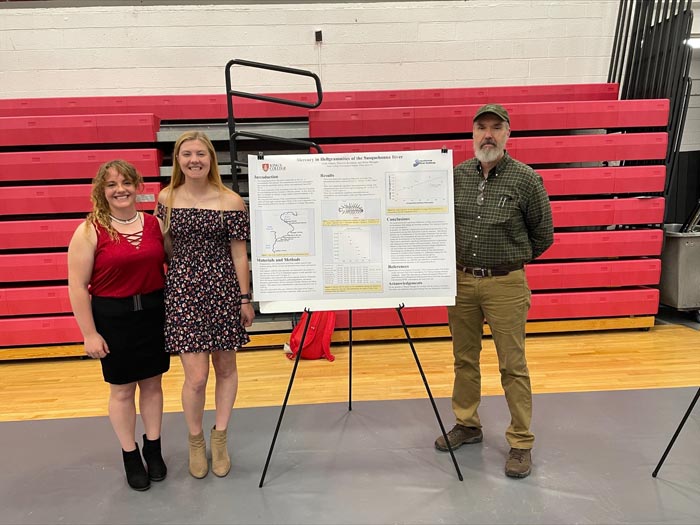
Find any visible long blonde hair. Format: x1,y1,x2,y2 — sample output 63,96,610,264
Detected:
162,130,234,232
87,160,143,240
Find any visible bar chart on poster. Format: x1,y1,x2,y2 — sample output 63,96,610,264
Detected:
248,149,456,313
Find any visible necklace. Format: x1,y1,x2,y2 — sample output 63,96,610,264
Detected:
183,185,212,208
110,212,139,225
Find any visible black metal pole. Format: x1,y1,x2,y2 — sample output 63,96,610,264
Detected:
652,387,700,477
649,0,672,98
654,0,678,98
259,309,313,487
395,304,463,481
640,0,664,98
609,0,627,82
629,0,654,99
621,0,643,99
224,61,239,193
615,0,635,87
348,310,353,411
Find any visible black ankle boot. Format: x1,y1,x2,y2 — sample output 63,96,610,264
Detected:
142,434,167,481
122,445,150,491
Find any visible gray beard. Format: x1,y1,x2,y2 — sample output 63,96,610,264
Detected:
474,145,503,164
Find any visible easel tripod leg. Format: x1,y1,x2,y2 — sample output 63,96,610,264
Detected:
348,310,353,411
259,310,313,487
652,387,700,477
396,305,463,481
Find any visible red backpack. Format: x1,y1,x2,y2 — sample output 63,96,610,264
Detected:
284,311,336,361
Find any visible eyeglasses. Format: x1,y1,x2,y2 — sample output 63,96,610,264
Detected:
476,178,486,206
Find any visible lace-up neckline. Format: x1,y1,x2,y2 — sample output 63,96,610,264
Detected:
120,229,143,249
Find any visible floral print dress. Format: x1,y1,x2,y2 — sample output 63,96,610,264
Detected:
156,203,251,353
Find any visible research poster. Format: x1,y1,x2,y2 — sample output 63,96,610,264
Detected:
248,150,456,314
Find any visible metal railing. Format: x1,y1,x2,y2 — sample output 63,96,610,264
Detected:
224,59,324,192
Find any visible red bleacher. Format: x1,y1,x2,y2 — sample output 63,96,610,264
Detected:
0,253,68,283
539,229,663,259
309,99,669,137
550,197,665,227
0,285,71,316
525,259,661,290
538,166,666,195
0,83,619,121
0,82,668,349
334,287,660,329
0,316,81,348
0,149,162,182
0,113,160,147
1,259,661,317
319,133,668,166
0,183,160,216
0,219,82,250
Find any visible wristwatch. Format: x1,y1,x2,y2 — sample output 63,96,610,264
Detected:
240,293,252,300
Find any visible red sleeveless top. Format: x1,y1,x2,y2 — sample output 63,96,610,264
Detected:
89,213,166,297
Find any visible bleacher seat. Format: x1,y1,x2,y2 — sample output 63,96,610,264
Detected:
0,285,71,316
538,166,665,195
0,114,159,147
0,83,619,120
0,149,162,182
319,133,668,166
0,219,82,250
333,287,659,329
309,99,668,138
0,253,68,283
0,316,81,347
0,183,160,216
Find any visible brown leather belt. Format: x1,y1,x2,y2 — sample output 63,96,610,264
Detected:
456,264,522,278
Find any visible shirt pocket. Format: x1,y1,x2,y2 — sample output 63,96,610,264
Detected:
491,193,520,225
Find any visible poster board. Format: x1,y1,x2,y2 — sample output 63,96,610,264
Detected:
248,149,456,314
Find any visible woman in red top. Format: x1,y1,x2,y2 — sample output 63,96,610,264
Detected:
68,160,170,491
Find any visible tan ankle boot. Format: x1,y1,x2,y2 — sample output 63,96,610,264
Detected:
210,426,231,477
188,431,208,479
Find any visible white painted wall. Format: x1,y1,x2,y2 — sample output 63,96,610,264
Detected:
0,1,618,98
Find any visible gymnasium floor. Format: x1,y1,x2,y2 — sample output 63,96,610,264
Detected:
1,388,699,524
1,307,699,524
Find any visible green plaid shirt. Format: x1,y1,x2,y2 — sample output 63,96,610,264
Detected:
454,151,553,268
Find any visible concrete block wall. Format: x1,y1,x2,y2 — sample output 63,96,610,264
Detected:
0,1,618,97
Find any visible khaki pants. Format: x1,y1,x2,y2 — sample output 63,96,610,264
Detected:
447,269,534,449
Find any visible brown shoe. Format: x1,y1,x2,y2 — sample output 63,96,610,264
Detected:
434,424,483,452
210,426,231,478
505,448,532,478
188,431,209,479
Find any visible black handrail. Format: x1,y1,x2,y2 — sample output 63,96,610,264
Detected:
230,131,324,168
224,59,324,192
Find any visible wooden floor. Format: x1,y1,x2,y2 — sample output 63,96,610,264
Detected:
1,323,699,423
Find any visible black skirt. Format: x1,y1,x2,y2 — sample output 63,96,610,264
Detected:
92,290,170,385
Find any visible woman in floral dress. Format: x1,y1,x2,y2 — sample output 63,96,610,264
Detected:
156,131,255,479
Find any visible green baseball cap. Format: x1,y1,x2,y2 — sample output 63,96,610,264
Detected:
473,103,510,124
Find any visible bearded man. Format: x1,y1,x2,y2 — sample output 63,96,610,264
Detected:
434,104,553,479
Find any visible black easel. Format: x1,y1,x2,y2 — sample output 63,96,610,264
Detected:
259,305,463,487
652,386,700,477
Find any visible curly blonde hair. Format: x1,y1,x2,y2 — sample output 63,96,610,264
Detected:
162,130,234,232
87,160,143,240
